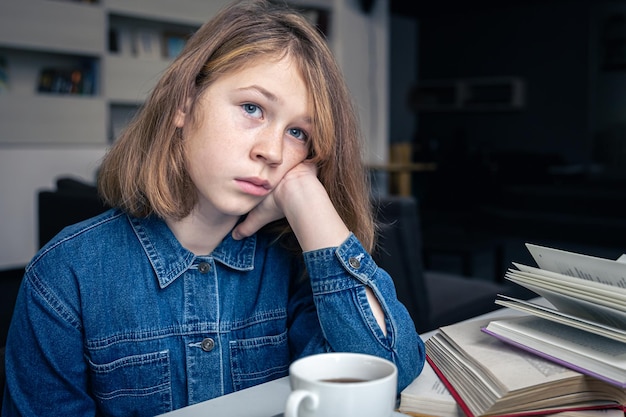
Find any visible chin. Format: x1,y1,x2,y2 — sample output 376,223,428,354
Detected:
221,202,259,217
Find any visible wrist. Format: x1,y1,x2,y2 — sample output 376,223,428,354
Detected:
284,181,350,251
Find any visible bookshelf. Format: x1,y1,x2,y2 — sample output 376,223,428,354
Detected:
0,0,230,145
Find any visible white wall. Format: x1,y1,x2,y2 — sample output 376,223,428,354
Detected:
0,0,390,269
332,0,389,165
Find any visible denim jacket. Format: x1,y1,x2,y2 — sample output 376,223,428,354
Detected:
3,208,424,416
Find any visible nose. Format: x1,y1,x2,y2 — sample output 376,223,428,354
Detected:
252,127,283,165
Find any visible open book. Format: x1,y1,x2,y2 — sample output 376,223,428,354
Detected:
423,317,626,417
398,360,626,417
483,243,626,387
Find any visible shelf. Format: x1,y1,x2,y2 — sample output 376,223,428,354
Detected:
103,55,171,103
0,0,105,56
0,95,107,144
0,48,98,95
412,77,526,112
103,0,230,26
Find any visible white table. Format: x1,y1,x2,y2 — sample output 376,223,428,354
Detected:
158,376,291,417
157,299,546,416
157,376,406,417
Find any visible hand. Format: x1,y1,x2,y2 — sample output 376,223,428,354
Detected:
232,161,318,240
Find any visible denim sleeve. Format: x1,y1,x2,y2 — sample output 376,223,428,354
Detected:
297,233,425,392
2,268,96,416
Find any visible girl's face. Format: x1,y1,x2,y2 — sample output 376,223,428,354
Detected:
179,54,312,222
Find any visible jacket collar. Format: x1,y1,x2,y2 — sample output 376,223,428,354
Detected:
129,214,257,289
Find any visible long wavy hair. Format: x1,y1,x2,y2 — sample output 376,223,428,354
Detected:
98,0,375,251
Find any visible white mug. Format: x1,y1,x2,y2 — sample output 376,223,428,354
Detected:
284,352,398,417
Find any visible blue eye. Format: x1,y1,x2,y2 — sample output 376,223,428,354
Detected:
242,103,262,118
289,128,308,141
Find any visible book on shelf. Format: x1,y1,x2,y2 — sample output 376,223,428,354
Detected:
163,32,190,59
37,63,96,96
423,317,626,417
482,243,626,387
135,28,163,60
110,26,189,60
109,27,136,57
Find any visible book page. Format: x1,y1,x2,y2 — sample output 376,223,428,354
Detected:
526,244,626,289
485,316,626,387
494,295,626,343
552,410,626,417
510,264,626,306
399,360,463,417
503,272,626,330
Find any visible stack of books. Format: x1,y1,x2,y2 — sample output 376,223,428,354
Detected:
399,243,626,417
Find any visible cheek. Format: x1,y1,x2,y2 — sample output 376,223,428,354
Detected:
284,141,310,165
183,135,220,178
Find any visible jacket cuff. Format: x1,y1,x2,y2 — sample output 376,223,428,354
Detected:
303,233,377,293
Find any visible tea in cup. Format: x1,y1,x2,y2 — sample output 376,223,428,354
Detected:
284,352,398,417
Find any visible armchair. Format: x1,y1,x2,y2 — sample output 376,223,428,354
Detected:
38,177,108,248
372,195,522,333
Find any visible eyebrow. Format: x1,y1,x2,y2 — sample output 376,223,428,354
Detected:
237,85,279,102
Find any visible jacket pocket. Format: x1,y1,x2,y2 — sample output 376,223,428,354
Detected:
88,350,172,417
230,330,290,391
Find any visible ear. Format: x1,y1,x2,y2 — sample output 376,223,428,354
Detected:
174,109,186,128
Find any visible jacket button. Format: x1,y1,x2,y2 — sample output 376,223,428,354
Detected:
198,262,211,274
348,257,361,269
201,338,215,352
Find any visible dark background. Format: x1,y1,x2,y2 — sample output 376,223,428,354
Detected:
386,0,626,279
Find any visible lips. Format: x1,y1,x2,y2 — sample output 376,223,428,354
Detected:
235,177,272,197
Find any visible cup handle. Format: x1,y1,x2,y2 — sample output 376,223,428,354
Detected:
284,389,319,417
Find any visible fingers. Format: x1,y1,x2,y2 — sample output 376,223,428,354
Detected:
232,201,283,240
232,161,317,240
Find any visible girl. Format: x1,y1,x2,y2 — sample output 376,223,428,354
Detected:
3,0,424,415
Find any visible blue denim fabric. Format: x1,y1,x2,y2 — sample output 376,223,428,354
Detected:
3,208,424,416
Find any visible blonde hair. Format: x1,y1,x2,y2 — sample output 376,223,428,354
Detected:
98,0,375,251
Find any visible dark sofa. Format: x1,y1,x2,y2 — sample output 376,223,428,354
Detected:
371,195,526,333
38,177,108,248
